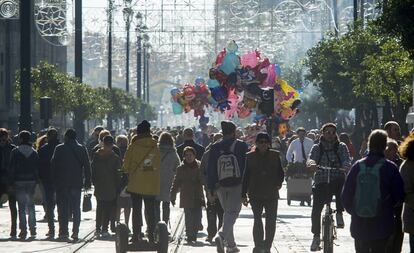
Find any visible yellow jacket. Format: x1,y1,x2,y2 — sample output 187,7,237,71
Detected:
123,134,161,196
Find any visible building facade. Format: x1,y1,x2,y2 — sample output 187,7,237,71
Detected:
0,18,67,133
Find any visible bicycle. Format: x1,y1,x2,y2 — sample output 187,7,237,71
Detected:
318,166,340,253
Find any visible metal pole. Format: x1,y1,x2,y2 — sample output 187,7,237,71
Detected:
332,0,338,36
107,0,113,130
75,0,82,82
142,46,147,102
136,34,142,99
125,14,130,128
19,0,32,132
353,0,358,23
146,52,149,104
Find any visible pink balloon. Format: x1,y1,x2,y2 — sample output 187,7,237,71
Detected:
263,64,277,88
241,51,259,68
224,89,240,119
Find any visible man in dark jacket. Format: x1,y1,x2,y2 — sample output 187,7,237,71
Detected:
207,120,249,253
242,133,284,253
0,128,17,238
177,128,205,160
51,129,91,241
38,128,60,238
342,129,405,253
9,131,39,239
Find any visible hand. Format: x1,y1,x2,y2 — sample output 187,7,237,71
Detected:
242,197,249,207
206,192,216,203
309,164,317,172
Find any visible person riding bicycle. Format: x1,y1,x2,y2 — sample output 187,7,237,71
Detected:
307,123,351,251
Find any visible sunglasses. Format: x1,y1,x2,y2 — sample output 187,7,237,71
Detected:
257,140,269,144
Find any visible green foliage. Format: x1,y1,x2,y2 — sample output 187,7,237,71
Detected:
305,23,413,111
15,61,143,121
378,0,414,57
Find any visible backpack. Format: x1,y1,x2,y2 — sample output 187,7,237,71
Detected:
217,141,241,185
354,159,384,218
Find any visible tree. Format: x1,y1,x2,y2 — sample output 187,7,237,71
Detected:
305,22,413,147
378,0,414,58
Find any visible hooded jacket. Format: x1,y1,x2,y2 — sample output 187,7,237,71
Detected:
123,133,161,196
91,149,122,201
9,144,39,182
158,144,180,202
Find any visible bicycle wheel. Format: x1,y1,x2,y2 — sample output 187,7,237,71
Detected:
322,215,334,253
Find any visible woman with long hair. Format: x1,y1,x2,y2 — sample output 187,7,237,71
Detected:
399,133,414,252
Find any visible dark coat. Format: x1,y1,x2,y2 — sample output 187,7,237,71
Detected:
51,140,91,189
0,142,15,186
170,161,204,208
242,149,285,200
9,145,39,183
177,140,205,161
341,153,405,241
38,141,60,185
91,149,122,201
400,159,414,233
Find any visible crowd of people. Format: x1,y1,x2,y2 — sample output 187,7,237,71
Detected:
0,119,413,253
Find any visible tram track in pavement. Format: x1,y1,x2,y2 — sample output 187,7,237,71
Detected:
168,211,186,253
68,209,186,253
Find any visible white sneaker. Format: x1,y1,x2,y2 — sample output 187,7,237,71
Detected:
226,246,240,253
310,236,321,251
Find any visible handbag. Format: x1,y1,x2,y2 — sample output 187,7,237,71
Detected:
82,190,92,212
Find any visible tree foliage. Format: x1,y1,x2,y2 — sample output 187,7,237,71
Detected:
378,0,414,57
305,23,413,113
15,61,143,122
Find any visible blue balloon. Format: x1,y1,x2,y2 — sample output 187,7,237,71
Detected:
220,53,239,75
172,102,183,115
274,65,282,77
195,76,205,84
207,79,220,88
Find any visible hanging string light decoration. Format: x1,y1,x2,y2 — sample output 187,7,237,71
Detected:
0,0,19,19
34,0,70,46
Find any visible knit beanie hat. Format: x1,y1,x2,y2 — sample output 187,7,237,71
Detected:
137,120,151,134
221,120,236,136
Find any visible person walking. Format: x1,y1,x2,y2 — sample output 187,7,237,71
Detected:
38,128,60,238
207,120,249,253
200,133,224,243
9,131,39,239
156,132,180,226
384,138,404,253
177,128,205,161
123,120,161,243
91,135,121,237
170,146,205,243
286,127,314,164
307,123,351,251
0,128,17,239
342,129,404,253
398,133,414,252
51,129,91,241
115,135,132,230
242,133,285,253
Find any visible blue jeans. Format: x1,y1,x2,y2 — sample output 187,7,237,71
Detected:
14,181,37,232
56,187,81,236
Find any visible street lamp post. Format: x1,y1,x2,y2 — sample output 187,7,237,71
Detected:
19,0,32,132
145,43,151,104
142,36,149,102
107,0,114,130
123,1,133,129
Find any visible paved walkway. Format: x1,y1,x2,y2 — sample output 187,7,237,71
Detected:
0,183,410,252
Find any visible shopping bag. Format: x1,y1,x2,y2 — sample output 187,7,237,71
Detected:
82,191,92,212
